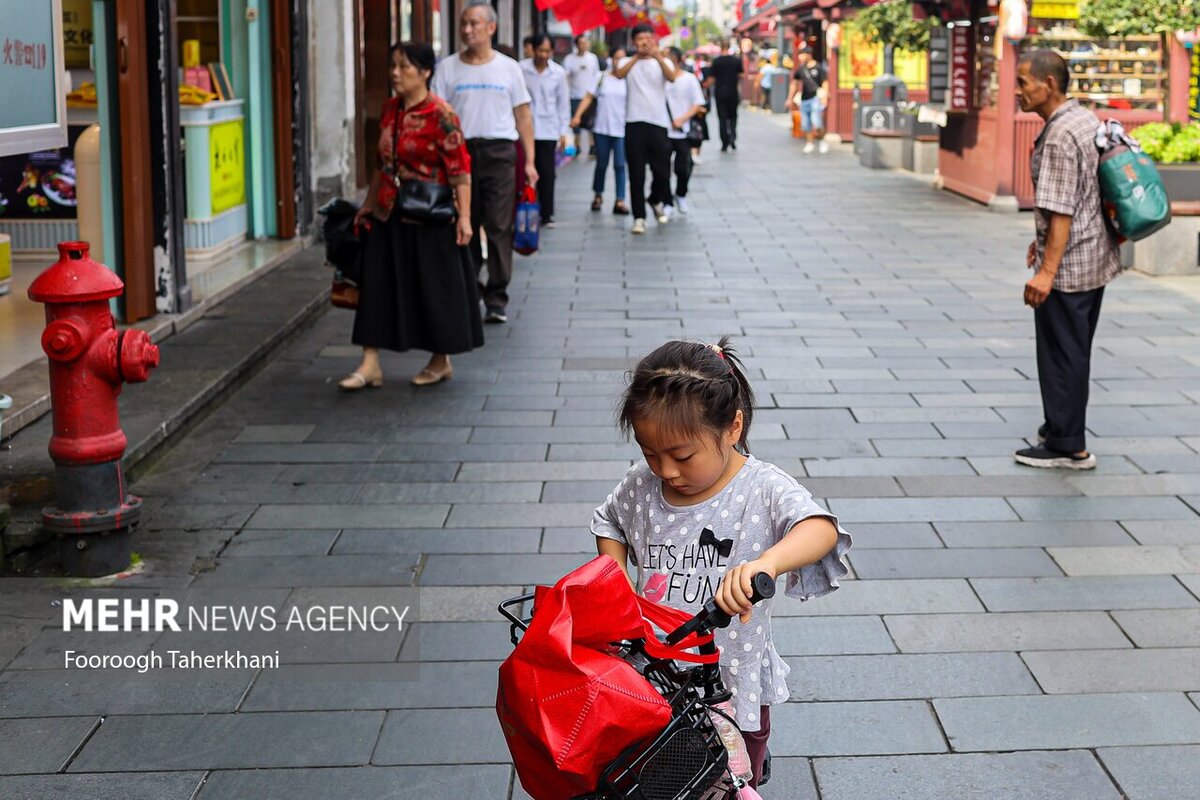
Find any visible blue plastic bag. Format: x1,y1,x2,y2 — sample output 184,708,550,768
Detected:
514,186,540,256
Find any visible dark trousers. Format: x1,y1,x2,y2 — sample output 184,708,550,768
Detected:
715,95,738,148
533,139,558,221
1035,286,1105,454
466,139,517,311
743,705,771,789
624,121,671,220
668,137,693,201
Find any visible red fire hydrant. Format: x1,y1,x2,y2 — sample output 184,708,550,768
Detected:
28,241,160,576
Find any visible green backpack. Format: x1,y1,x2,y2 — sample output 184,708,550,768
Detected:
1096,120,1171,241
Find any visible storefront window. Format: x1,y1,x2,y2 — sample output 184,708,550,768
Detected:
1025,22,1165,112
975,17,999,109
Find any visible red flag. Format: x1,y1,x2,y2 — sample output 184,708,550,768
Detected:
652,12,671,38
603,0,629,32
552,0,605,34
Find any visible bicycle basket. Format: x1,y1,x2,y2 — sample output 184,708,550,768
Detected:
597,693,729,800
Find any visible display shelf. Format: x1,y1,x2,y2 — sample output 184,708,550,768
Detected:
1025,27,1164,112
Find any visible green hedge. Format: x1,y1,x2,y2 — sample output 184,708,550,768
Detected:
1130,122,1200,164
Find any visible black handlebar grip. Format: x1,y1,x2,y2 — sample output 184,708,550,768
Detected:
748,572,776,605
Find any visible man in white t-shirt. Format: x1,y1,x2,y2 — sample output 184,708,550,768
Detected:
563,35,600,157
431,1,537,325
613,23,675,234
520,33,570,227
664,47,707,215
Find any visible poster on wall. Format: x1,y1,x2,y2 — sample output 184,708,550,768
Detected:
61,0,92,69
838,28,928,90
0,0,67,157
0,124,84,220
1191,45,1199,124
210,119,246,215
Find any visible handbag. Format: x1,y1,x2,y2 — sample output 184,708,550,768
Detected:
330,271,359,310
686,117,706,147
386,105,457,225
395,179,456,225
514,186,540,256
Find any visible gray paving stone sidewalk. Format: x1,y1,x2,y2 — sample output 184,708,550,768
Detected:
2,110,1200,798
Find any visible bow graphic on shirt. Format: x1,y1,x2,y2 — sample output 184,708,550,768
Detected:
698,527,733,558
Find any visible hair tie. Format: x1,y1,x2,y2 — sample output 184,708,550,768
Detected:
709,343,725,359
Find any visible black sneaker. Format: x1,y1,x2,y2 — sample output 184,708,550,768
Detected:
484,307,508,324
540,216,556,229
1014,445,1096,470
759,746,771,786
1037,424,1047,444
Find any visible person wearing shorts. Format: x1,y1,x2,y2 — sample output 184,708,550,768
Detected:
788,49,828,154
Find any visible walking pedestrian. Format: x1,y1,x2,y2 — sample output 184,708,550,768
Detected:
664,47,707,216
563,34,600,157
787,49,829,154
704,39,743,152
1013,50,1120,470
569,47,630,216
342,42,481,390
520,33,570,229
613,23,676,234
431,0,537,326
592,336,852,789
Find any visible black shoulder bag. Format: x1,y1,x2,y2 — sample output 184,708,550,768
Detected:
388,105,457,225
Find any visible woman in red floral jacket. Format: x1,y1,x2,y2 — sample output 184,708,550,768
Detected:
341,41,483,389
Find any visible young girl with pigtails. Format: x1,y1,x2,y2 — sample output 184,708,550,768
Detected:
591,336,853,790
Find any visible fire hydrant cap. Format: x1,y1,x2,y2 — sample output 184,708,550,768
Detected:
28,241,124,304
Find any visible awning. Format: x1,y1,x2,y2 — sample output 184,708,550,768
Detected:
734,6,779,34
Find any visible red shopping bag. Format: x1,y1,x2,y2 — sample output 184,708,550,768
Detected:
497,556,716,800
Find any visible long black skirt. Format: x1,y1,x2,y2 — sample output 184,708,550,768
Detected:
352,212,484,355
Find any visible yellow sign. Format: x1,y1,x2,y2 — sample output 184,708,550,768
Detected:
62,0,94,69
838,29,928,89
209,119,246,214
1030,1,1080,19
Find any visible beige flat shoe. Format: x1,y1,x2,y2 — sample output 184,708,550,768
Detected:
411,366,453,386
338,371,382,391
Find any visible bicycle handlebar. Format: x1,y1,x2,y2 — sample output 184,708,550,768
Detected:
663,572,775,647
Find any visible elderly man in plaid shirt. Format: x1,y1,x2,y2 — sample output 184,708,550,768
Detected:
1013,50,1120,471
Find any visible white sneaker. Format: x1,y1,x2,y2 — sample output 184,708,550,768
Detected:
662,204,675,222
631,218,646,234
802,142,815,154
651,202,668,224
818,140,830,154
675,196,690,214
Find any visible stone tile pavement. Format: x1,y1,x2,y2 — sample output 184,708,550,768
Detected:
2,111,1199,798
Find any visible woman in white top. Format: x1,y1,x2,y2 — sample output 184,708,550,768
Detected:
664,47,708,215
570,47,630,216
520,33,570,227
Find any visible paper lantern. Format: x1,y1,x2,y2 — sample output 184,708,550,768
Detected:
1000,0,1028,42
826,22,842,51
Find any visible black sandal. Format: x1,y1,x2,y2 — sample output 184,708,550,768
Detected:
612,201,630,216
591,195,603,212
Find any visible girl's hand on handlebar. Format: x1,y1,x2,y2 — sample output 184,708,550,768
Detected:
716,559,776,623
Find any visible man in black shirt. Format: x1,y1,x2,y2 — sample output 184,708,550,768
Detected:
787,49,829,154
703,39,744,152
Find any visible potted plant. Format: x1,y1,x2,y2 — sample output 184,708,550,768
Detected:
1129,122,1200,203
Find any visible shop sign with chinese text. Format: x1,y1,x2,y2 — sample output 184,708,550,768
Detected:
210,120,246,215
949,24,975,113
0,0,67,157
